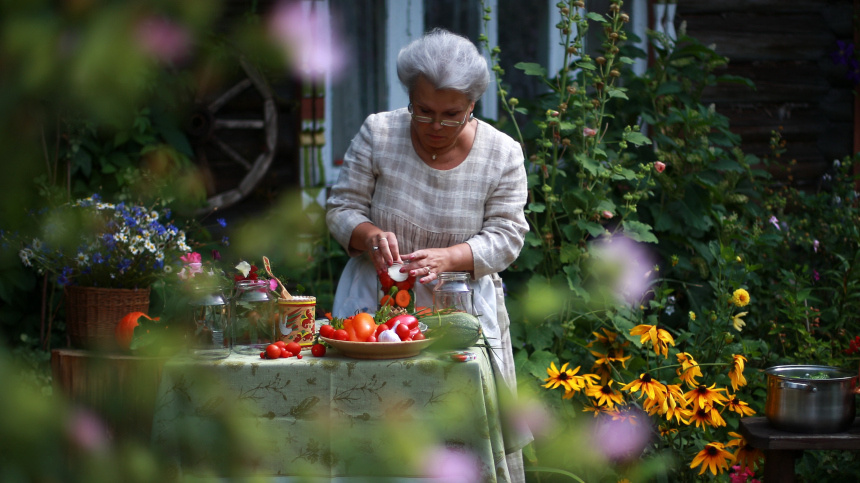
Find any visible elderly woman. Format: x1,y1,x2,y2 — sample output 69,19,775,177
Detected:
326,28,529,481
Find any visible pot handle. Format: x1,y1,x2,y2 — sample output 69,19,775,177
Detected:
778,380,816,392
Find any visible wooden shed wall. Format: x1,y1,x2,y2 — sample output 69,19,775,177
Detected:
676,0,856,187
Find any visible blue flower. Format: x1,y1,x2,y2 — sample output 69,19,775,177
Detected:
92,252,105,264
217,217,227,228
848,59,860,85
832,40,854,66
222,236,230,246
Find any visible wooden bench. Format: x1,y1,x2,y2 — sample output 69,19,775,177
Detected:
739,416,860,482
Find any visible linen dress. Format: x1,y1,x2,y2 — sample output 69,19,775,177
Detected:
326,108,532,480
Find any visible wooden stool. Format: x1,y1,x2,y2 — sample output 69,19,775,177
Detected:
51,348,167,441
739,416,860,482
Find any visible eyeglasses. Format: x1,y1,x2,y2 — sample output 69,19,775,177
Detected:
408,103,471,127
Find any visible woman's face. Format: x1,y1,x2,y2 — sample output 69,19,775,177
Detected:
409,76,475,151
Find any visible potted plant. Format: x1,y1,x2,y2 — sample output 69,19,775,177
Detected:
12,194,192,350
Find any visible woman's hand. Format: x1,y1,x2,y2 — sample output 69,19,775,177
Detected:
403,244,474,284
367,231,401,271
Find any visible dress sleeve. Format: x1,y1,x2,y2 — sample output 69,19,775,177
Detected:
326,114,377,257
466,138,529,279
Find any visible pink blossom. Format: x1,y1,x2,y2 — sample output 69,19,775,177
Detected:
66,408,109,453
134,16,191,64
178,262,204,280
589,235,656,305
813,239,819,253
768,216,780,230
602,210,614,219
268,1,347,80
583,126,598,137
268,279,278,292
591,409,651,462
654,161,666,173
180,252,202,264
421,447,481,483
729,465,757,483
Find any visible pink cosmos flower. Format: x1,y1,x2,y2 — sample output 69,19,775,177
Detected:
134,16,191,64
268,0,347,80
654,161,666,173
583,126,598,137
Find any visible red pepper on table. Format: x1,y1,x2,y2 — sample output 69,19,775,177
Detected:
386,314,419,331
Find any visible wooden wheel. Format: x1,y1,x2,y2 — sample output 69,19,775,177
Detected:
188,56,278,213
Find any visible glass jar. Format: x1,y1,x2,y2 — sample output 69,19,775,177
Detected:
231,280,277,355
188,284,231,360
433,272,474,314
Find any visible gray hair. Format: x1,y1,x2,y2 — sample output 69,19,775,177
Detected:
396,28,489,102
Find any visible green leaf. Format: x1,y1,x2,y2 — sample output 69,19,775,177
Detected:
586,12,606,22
524,324,555,352
607,88,629,100
623,131,651,146
655,81,682,96
621,220,658,243
528,202,546,213
524,231,543,248
619,56,635,65
577,220,605,238
521,349,559,380
515,62,546,77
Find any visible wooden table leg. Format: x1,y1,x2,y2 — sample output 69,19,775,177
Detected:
763,449,801,483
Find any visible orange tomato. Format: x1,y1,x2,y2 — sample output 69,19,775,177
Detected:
352,312,378,341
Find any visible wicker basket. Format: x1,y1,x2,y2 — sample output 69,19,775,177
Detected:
64,286,151,350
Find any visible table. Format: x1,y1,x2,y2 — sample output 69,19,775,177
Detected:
151,346,520,482
739,416,860,482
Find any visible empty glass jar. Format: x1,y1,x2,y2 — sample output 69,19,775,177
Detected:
433,272,474,314
231,279,277,355
188,284,231,360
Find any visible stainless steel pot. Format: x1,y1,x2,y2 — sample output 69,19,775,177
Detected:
765,365,858,433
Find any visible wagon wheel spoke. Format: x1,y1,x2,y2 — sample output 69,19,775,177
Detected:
211,135,252,170
214,118,266,129
208,78,253,113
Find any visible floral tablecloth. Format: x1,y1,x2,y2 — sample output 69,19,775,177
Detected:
151,346,513,482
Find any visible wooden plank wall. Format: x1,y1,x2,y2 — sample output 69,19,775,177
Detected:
676,0,856,187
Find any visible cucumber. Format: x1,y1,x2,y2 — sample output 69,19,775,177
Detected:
421,312,482,350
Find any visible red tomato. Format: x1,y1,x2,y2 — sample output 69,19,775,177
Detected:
395,323,411,341
413,332,426,341
311,343,326,357
275,341,286,349
375,323,389,337
379,271,394,290
285,341,302,355
333,329,349,341
266,344,282,360
352,312,377,341
319,324,335,338
366,335,377,343
280,349,294,358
